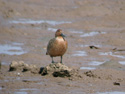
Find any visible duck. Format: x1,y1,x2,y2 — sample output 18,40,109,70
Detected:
46,29,68,63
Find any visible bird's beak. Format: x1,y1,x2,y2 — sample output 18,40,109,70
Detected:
61,33,66,38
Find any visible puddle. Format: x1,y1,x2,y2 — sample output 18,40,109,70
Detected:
99,52,125,59
99,52,113,56
22,78,41,83
4,79,9,82
69,30,83,34
0,42,26,55
2,77,21,82
14,91,27,94
9,19,71,26
0,87,2,90
14,88,38,94
112,55,125,59
80,67,96,70
47,27,57,32
19,88,38,91
97,91,125,94
76,45,89,47
1,62,9,65
119,61,125,65
68,90,85,94
80,31,106,37
12,42,24,45
72,51,87,56
89,61,105,66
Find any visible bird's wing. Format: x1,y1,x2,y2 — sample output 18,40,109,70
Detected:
46,38,55,55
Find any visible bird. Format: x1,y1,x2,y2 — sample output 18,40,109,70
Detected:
46,29,68,63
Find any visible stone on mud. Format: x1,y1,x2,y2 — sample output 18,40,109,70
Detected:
41,63,73,77
9,61,82,78
9,61,39,74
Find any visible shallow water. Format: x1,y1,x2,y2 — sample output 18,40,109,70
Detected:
22,78,42,83
72,51,87,57
99,52,125,59
88,61,105,66
9,19,71,26
119,61,125,65
97,91,125,94
0,87,2,90
67,89,85,94
14,91,28,94
2,76,21,82
19,88,38,91
14,88,38,94
69,30,83,34
1,62,9,65
80,31,106,37
0,42,26,55
47,27,57,32
76,45,89,47
80,67,96,70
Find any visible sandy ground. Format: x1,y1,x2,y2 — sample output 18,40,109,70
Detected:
0,0,125,94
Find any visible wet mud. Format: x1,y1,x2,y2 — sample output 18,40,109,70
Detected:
0,0,125,94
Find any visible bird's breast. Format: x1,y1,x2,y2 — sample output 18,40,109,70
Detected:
56,37,65,42
47,36,67,57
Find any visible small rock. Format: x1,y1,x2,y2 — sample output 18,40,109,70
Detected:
9,61,21,71
23,64,38,74
112,48,125,52
113,82,120,86
84,71,97,78
18,61,25,66
41,63,72,77
9,61,39,74
31,24,35,27
89,45,99,49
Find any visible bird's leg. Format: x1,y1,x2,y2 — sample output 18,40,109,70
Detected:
60,56,63,63
51,57,54,63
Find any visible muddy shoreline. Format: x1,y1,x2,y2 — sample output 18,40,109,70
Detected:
0,0,125,94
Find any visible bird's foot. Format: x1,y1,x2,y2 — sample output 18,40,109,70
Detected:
52,61,55,63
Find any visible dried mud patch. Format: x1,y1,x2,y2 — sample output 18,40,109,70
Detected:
9,61,82,79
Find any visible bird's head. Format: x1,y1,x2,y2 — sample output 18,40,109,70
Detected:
55,29,66,38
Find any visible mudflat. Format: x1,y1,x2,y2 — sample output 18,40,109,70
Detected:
0,0,125,94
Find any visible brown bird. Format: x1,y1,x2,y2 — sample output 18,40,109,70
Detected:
46,29,68,63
